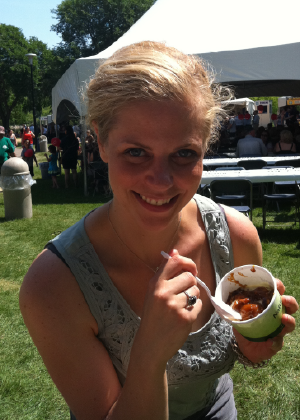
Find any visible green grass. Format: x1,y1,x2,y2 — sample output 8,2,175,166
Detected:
0,161,299,419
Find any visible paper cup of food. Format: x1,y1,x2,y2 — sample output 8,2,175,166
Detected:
215,265,285,342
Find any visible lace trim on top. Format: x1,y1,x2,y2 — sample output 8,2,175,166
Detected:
50,195,236,411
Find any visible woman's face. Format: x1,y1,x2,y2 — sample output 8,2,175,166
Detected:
24,140,30,148
96,100,204,231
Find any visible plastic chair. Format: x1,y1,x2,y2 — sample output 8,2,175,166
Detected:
214,166,245,171
239,154,261,158
209,179,253,220
237,159,267,170
262,181,300,230
276,159,300,168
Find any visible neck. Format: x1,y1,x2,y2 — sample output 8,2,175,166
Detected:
107,200,182,271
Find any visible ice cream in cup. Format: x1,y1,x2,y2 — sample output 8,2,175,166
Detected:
215,265,285,342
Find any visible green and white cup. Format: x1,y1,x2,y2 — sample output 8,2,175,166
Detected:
215,265,285,342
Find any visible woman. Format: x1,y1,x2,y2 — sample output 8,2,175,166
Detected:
22,126,35,148
19,42,298,420
21,139,38,176
9,129,17,148
273,129,297,155
59,125,79,188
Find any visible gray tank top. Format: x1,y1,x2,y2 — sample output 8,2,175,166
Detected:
49,195,237,420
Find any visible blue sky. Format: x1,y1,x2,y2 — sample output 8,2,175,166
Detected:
2,0,63,48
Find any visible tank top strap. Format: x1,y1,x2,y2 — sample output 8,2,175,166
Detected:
193,194,234,286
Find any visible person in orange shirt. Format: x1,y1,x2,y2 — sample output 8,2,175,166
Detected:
22,126,35,148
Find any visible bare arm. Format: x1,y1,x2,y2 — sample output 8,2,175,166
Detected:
20,249,201,420
223,205,262,267
223,206,297,362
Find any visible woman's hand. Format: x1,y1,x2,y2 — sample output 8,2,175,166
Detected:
133,250,202,366
233,279,298,363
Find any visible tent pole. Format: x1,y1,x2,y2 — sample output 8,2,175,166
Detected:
81,117,88,196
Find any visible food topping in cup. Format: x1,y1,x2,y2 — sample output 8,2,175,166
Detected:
227,272,247,288
226,286,273,321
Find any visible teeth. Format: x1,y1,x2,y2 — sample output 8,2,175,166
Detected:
140,195,171,206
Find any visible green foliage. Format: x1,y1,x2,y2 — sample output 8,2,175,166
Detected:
0,25,31,129
250,97,279,115
0,24,76,129
51,0,156,57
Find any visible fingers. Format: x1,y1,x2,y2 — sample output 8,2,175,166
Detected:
275,278,285,295
155,251,198,296
160,250,198,278
282,295,299,315
277,313,296,337
180,285,201,308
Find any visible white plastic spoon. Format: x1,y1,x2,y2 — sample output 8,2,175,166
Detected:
161,251,242,321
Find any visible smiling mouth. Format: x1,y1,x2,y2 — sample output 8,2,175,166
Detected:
140,194,172,206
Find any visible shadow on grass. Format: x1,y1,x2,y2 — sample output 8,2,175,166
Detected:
257,226,300,247
31,172,112,206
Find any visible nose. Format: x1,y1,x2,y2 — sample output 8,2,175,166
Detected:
144,157,173,190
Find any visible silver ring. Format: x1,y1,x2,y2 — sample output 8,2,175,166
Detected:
183,290,197,307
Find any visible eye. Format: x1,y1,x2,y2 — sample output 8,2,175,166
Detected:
126,148,145,157
176,149,197,158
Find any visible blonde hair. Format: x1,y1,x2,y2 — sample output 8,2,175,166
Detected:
280,130,293,144
87,41,232,151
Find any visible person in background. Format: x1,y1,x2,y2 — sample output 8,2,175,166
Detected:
274,129,297,155
227,114,236,139
44,145,60,188
59,125,79,188
236,127,268,157
260,130,273,155
277,108,285,127
73,124,81,138
19,41,298,420
0,126,15,173
22,126,35,148
243,110,252,130
252,110,260,130
9,129,17,148
21,139,38,177
234,112,244,135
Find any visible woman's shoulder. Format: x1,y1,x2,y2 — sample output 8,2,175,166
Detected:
222,205,262,266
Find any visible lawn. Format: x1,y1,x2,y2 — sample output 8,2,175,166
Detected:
0,153,299,419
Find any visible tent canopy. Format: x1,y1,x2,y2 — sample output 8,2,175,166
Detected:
52,0,300,123
222,98,255,115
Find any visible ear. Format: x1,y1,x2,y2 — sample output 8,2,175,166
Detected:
91,121,108,163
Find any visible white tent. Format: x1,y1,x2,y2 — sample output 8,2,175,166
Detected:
222,98,255,115
52,0,300,123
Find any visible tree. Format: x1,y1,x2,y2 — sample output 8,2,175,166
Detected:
51,0,156,57
0,24,72,128
0,25,31,129
250,97,279,115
